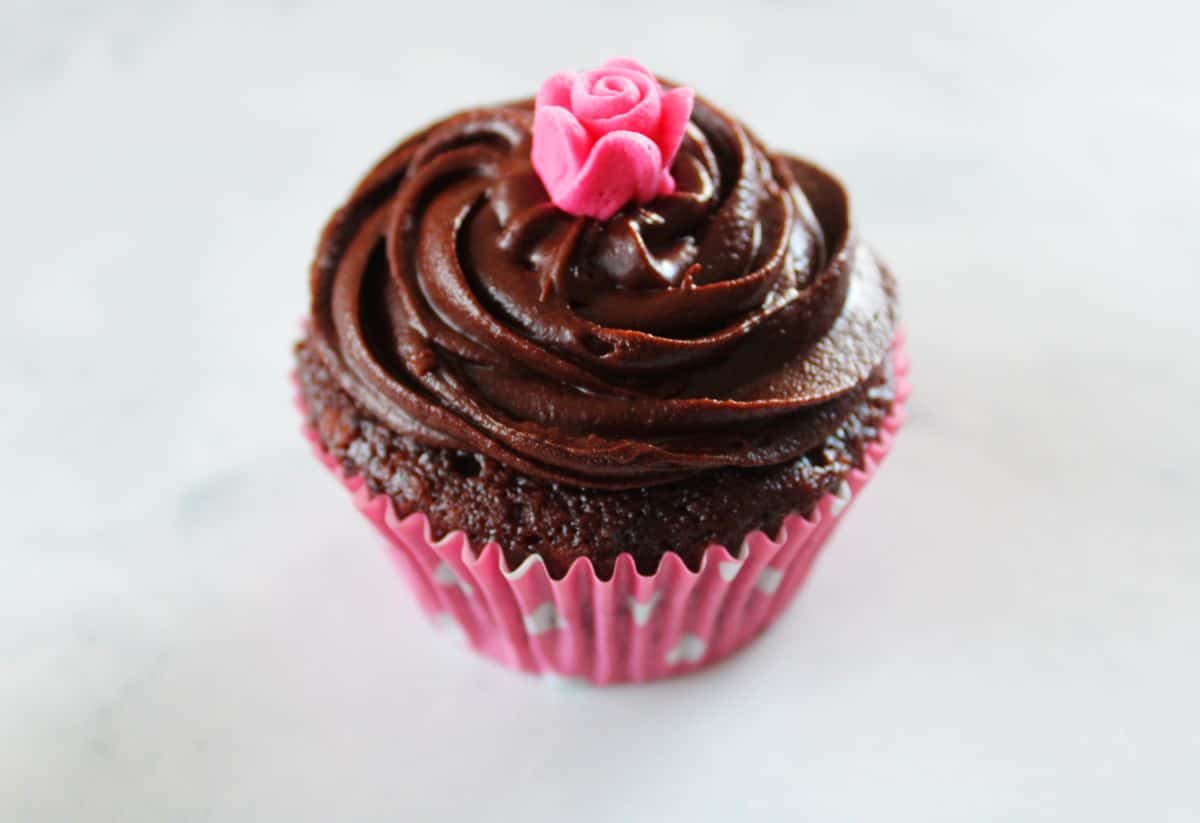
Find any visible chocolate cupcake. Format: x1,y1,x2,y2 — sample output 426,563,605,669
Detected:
296,58,907,682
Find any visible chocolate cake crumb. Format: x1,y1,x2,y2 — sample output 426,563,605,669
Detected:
296,338,894,579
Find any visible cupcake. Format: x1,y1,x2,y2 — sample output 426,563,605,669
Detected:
295,58,907,683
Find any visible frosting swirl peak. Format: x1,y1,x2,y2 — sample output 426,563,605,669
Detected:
308,93,897,489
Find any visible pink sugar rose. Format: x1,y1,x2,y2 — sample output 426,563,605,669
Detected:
531,58,695,220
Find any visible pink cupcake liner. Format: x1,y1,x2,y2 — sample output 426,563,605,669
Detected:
297,332,909,684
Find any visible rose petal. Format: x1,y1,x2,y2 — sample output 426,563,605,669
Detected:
657,170,676,197
530,58,696,219
571,69,661,136
551,131,664,220
536,72,575,109
531,105,593,197
571,71,640,119
655,86,694,170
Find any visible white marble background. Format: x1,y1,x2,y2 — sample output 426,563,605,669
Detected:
3,1,1198,820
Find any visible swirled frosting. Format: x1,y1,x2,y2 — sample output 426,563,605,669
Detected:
308,94,897,490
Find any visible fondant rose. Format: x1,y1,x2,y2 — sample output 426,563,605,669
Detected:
531,58,694,220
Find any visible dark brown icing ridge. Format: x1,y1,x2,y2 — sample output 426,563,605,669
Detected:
308,95,897,489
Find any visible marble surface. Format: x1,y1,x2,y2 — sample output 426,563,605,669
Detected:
3,1,1198,820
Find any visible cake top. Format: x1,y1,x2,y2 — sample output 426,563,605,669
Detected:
307,58,897,489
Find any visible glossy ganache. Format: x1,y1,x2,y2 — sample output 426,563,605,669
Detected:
307,94,896,490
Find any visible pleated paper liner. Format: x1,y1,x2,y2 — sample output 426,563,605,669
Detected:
298,332,909,684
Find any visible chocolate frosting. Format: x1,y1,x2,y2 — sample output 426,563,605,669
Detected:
308,95,897,489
